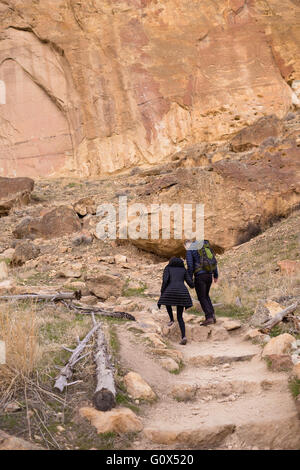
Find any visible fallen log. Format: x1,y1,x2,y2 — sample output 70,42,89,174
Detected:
0,292,135,322
259,301,299,332
54,323,100,392
0,291,82,302
92,324,117,412
62,301,136,321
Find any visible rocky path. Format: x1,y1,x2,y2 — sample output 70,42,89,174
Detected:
117,312,300,450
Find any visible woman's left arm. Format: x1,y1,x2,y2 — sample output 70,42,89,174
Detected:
161,266,170,293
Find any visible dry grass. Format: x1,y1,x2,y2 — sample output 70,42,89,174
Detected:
0,298,133,449
0,299,94,410
213,280,243,305
0,301,40,390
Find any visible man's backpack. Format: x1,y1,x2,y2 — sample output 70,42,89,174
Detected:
194,240,217,274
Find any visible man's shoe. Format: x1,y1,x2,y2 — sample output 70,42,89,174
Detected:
179,337,187,345
167,321,175,327
200,318,214,326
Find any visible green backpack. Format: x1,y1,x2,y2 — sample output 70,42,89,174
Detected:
194,240,217,274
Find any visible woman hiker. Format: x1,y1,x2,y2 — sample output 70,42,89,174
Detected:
157,257,194,345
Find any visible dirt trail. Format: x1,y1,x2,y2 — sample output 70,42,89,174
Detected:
117,326,173,397
117,316,300,450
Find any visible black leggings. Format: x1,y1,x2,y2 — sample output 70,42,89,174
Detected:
166,305,185,339
194,273,215,320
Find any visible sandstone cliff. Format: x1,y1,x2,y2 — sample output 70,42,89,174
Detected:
0,0,299,177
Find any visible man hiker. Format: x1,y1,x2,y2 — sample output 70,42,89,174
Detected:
185,239,218,326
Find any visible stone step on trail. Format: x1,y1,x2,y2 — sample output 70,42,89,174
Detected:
143,391,300,449
171,377,289,401
161,322,237,343
172,358,289,399
180,336,260,366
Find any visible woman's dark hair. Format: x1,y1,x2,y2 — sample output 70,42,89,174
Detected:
168,257,184,267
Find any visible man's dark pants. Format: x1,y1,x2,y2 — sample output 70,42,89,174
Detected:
194,273,215,320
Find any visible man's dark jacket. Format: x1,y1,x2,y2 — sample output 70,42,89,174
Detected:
186,249,218,279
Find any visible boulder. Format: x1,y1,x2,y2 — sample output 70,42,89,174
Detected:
277,260,300,276
40,206,81,238
86,273,124,300
159,358,180,373
143,424,235,447
57,264,83,278
11,240,40,266
262,333,295,357
150,348,183,364
132,320,161,335
143,333,167,349
0,177,34,216
222,319,242,331
13,206,81,240
73,197,97,216
266,354,294,372
80,295,98,306
129,136,300,256
124,372,156,401
79,407,143,434
66,281,90,297
244,328,265,341
0,430,42,450
210,326,230,341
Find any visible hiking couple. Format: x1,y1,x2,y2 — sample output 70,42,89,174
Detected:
157,240,218,345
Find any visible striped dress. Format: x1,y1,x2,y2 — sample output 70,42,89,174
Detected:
157,264,194,309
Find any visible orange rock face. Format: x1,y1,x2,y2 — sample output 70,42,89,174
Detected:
0,1,299,177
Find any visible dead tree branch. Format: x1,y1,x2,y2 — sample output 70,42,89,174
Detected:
54,323,100,392
62,301,136,321
92,324,116,411
259,302,299,332
0,291,82,302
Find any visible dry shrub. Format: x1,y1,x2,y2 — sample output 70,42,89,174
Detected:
265,271,300,302
0,301,40,390
216,279,241,305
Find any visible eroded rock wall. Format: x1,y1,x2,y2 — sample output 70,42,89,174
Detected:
0,0,299,177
